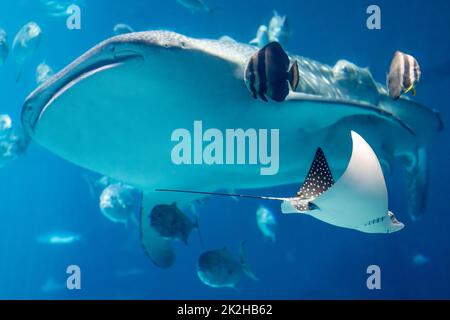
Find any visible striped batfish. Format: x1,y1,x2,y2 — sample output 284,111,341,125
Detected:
245,42,299,102
387,51,421,99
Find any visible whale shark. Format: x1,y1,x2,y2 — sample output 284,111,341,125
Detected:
21,31,442,267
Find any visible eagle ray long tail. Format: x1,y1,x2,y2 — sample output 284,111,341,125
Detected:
155,189,288,202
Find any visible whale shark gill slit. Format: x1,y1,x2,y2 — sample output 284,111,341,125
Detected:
286,93,416,136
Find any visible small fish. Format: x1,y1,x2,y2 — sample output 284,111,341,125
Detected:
332,60,380,105
0,115,29,167
37,231,82,245
387,51,421,100
150,203,198,244
413,254,430,266
249,25,269,48
36,62,54,85
245,42,299,102
0,28,8,66
115,268,145,277
256,205,276,242
197,242,258,289
176,0,211,13
12,22,42,81
218,35,237,44
0,114,12,138
285,251,295,263
99,183,140,227
41,0,84,17
40,277,65,293
268,11,291,46
113,23,134,36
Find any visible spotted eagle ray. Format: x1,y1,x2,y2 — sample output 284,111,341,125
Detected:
158,131,405,234
21,31,442,268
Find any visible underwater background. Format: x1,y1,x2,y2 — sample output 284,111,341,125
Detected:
0,0,449,299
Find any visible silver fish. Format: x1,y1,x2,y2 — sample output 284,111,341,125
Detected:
0,28,8,66
256,205,276,242
36,62,54,85
12,22,42,81
387,51,421,99
176,0,211,13
41,0,84,17
249,25,269,48
268,11,291,46
0,114,12,138
37,231,82,245
113,23,134,36
0,114,29,167
99,183,140,227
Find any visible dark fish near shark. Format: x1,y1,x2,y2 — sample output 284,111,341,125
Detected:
387,51,421,100
245,42,299,102
150,203,198,244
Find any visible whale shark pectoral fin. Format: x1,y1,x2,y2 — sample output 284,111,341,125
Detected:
139,192,176,268
398,147,428,221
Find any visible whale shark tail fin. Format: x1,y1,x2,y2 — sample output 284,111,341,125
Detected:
399,147,429,221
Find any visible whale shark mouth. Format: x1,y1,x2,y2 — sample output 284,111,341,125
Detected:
22,49,144,135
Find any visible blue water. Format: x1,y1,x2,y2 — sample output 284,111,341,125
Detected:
0,0,449,299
